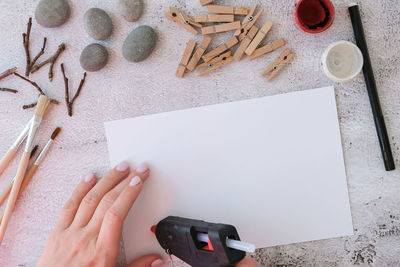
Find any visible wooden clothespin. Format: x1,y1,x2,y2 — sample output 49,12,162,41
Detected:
234,5,264,41
233,25,259,61
208,5,248,16
262,48,295,81
202,36,238,62
195,14,234,23
201,21,241,35
196,51,232,69
199,54,233,76
249,38,285,60
187,35,213,71
176,40,196,78
245,21,273,56
200,0,213,6
165,7,202,35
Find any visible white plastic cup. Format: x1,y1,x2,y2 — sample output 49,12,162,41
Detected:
321,40,364,82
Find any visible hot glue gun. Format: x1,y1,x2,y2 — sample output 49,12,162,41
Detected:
151,216,255,267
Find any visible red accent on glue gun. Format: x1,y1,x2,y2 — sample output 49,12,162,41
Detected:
150,224,215,252
202,237,214,251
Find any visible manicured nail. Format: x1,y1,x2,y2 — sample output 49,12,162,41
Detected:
151,259,164,267
84,173,95,183
129,176,142,187
116,161,130,172
136,162,149,173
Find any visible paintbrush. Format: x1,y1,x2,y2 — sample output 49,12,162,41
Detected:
0,145,39,207
0,119,32,176
0,95,49,243
0,128,61,223
0,104,52,176
20,127,61,196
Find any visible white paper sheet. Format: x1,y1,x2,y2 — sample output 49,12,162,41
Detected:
104,86,353,262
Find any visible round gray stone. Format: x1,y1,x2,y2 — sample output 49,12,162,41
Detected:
35,0,71,28
80,43,109,72
119,0,144,22
84,8,113,40
122,25,157,62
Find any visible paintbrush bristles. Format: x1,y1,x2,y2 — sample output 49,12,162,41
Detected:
30,145,39,159
51,127,61,140
35,95,49,117
44,101,52,115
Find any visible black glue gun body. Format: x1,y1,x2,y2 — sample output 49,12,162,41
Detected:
154,216,246,267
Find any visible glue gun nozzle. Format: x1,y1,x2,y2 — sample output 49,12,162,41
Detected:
151,225,157,234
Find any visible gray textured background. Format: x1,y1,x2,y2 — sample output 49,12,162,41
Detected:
0,0,399,266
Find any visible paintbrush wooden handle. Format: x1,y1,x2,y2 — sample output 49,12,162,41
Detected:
0,148,17,176
0,164,39,208
20,164,38,195
0,182,13,207
0,151,30,244
0,164,38,224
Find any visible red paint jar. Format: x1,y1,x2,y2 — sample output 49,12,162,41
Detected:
294,0,335,34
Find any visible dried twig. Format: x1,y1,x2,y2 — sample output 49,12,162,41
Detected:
31,43,66,81
14,72,45,95
61,63,87,117
14,72,60,109
23,18,32,76
29,38,47,71
62,64,69,112
22,17,47,76
71,73,87,104
22,102,37,109
0,67,17,81
22,99,59,109
0,88,18,93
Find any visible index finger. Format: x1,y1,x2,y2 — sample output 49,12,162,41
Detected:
96,170,149,250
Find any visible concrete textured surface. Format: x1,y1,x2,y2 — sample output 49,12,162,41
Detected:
0,0,399,266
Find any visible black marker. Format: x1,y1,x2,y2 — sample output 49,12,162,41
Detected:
348,3,395,171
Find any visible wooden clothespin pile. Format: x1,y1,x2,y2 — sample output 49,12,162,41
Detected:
166,2,295,81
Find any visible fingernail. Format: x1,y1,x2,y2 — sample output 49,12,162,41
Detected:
136,162,149,173
151,259,164,267
84,173,95,183
129,176,142,187
116,161,130,172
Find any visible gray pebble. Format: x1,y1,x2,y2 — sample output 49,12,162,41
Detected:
84,8,113,40
122,25,157,62
119,0,144,22
35,0,71,28
80,44,109,72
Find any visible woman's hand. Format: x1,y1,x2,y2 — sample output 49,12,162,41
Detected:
37,161,258,267
37,161,162,267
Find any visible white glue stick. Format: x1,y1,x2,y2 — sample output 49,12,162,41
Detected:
197,233,256,253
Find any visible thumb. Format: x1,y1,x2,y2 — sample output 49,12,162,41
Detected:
127,254,164,267
236,257,258,267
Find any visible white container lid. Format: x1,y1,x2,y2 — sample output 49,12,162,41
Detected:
321,40,364,82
